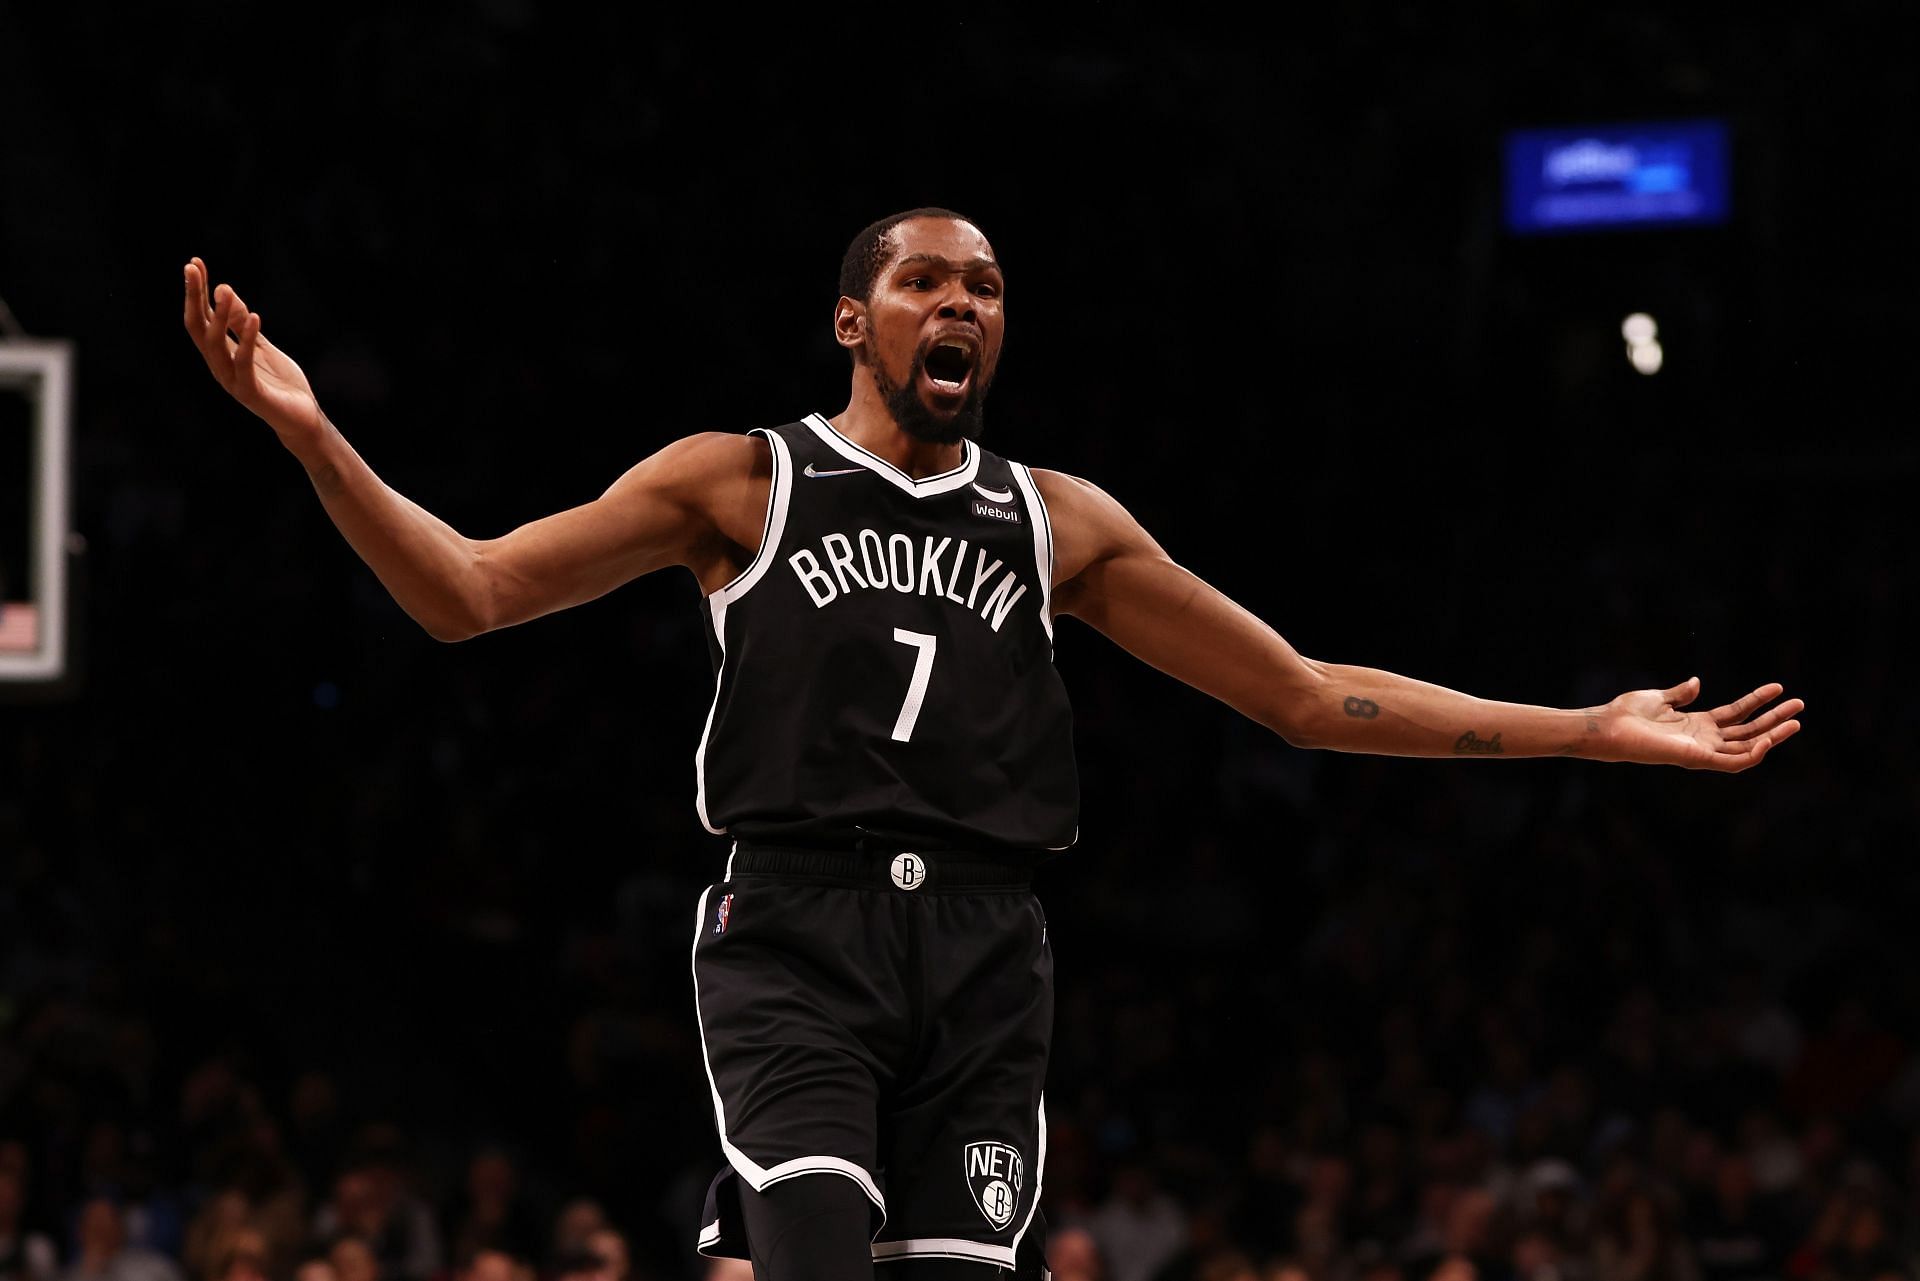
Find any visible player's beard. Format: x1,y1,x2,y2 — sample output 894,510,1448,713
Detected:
874,344,988,445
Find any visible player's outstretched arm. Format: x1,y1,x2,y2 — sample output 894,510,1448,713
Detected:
183,258,764,641
1035,470,1802,772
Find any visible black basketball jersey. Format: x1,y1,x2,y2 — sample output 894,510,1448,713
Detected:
693,413,1079,852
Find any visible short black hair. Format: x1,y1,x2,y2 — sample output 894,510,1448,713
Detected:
838,207,984,303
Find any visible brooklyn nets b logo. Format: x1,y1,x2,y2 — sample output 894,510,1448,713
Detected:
890,853,926,891
963,1141,1024,1229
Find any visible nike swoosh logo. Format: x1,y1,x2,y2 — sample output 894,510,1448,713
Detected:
804,463,864,478
971,482,1014,503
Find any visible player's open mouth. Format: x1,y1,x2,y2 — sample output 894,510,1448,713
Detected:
922,339,976,399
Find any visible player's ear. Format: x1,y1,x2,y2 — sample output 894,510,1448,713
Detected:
833,297,867,360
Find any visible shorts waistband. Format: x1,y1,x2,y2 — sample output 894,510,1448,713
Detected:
726,841,1034,893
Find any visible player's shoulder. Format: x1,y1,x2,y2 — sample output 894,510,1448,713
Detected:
633,430,773,493
593,430,772,530
1028,466,1126,522
1026,465,1096,494
1025,466,1160,579
661,429,772,469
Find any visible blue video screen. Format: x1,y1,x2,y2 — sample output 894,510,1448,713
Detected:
1504,119,1730,234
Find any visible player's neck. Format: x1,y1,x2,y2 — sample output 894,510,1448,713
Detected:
832,381,966,479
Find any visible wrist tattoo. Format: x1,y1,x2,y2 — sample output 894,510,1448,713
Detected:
1453,730,1504,755
1343,696,1380,719
1556,714,1603,757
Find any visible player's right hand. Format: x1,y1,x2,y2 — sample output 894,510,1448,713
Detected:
183,257,325,444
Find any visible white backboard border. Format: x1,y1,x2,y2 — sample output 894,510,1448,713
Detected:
0,339,73,682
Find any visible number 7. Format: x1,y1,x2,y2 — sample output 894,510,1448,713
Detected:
890,628,938,742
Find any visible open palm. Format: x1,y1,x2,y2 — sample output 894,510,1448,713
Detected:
1603,677,1802,772
183,257,324,440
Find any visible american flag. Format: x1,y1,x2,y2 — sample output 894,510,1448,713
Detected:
0,602,38,652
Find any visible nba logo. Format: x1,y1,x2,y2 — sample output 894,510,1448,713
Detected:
715,894,733,935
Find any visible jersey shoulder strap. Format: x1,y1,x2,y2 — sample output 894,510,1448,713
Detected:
970,441,1056,646
758,417,845,473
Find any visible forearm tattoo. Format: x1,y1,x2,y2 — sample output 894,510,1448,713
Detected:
1453,730,1504,755
1343,696,1380,719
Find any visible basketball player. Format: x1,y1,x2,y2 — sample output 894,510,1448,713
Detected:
181,209,1801,1280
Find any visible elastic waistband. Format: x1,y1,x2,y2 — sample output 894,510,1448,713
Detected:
726,841,1034,893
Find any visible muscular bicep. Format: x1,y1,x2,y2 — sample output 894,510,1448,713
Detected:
469,432,767,633
1040,469,1327,739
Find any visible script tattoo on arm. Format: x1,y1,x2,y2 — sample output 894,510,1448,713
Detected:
1343,696,1381,719
1453,730,1505,755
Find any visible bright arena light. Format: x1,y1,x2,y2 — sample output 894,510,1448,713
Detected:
1621,312,1661,374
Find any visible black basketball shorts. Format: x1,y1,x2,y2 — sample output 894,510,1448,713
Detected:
692,843,1053,1271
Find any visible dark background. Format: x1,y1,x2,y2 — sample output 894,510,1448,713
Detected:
2,7,1915,1281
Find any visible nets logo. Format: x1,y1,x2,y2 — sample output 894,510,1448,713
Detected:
889,853,926,891
963,1141,1023,1229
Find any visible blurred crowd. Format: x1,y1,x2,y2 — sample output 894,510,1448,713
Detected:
0,1108,664,1281
1036,994,1920,1281
8,718,1920,1281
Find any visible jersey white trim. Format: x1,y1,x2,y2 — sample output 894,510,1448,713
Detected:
803,412,981,498
756,1155,886,1203
1008,462,1054,644
1009,1092,1048,1260
872,1095,1045,1267
872,1239,1016,1267
1014,462,1075,852
708,428,795,607
690,887,890,1224
694,430,795,834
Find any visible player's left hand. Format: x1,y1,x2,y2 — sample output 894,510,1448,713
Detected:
1599,677,1803,771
